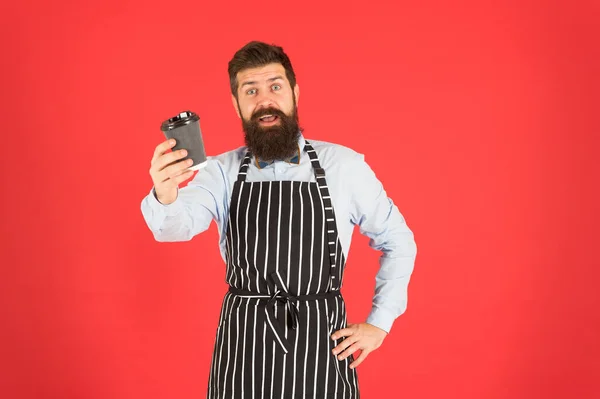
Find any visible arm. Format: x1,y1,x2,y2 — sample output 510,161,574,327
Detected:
140,159,227,242
348,153,418,333
330,152,418,368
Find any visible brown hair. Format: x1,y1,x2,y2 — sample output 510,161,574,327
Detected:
228,41,297,99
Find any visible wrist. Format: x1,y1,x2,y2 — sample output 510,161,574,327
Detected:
153,187,178,205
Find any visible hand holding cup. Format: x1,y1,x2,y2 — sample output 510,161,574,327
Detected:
149,139,195,205
150,110,208,205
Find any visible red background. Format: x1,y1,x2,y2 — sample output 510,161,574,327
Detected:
1,0,599,398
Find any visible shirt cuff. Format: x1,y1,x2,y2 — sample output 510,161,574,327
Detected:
149,186,183,217
366,306,396,334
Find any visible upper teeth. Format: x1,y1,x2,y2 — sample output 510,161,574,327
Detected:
260,115,273,119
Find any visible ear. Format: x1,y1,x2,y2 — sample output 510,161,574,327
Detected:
293,83,300,106
231,94,241,119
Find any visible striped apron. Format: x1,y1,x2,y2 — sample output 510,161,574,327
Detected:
207,141,360,398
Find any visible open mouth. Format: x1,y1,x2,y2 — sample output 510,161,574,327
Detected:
258,114,280,125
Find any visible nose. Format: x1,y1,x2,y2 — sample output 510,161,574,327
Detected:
256,91,275,109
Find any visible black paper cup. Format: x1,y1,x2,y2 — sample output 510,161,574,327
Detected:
160,110,208,171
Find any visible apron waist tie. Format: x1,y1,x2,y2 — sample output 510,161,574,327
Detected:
228,286,341,354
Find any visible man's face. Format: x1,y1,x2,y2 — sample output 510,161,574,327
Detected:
232,63,301,160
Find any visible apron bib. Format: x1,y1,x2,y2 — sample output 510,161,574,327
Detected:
207,141,360,398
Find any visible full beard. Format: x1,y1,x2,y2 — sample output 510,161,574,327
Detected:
241,105,301,161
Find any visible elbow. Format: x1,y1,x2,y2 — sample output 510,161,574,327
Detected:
151,229,194,242
151,220,211,242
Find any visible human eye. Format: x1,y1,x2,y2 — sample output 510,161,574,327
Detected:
246,88,257,95
272,84,281,91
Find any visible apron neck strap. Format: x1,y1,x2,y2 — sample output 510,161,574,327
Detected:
303,140,326,179
236,152,253,182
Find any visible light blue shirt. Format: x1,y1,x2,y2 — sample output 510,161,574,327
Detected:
140,133,417,333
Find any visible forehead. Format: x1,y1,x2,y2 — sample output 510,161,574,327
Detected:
237,63,288,88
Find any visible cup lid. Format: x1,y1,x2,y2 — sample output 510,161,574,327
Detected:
160,110,199,131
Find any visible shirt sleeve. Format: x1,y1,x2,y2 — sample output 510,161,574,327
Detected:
347,153,418,333
140,158,228,242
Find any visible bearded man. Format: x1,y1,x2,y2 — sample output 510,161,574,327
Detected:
141,41,417,399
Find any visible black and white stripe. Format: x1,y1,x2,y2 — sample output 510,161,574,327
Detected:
208,141,359,398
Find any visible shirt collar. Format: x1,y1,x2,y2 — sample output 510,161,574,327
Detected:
255,131,305,169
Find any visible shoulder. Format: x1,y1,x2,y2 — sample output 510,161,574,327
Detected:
304,137,365,170
304,138,380,194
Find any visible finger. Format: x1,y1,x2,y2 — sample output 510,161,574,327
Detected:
154,148,189,173
338,342,362,361
156,162,194,187
349,349,370,369
151,139,176,165
331,326,355,340
158,158,194,183
332,334,359,355
170,169,195,185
